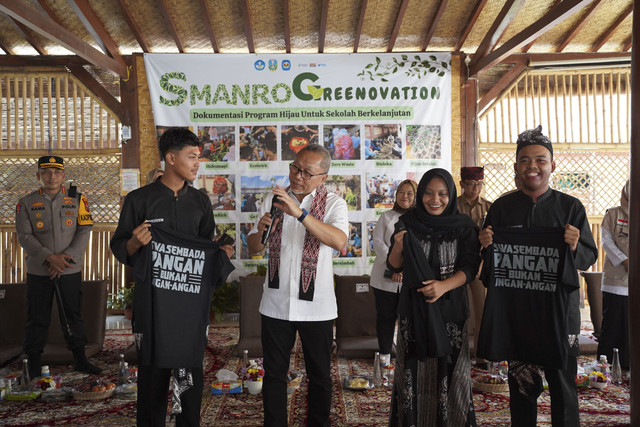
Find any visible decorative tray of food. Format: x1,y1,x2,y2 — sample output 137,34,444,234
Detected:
472,375,509,393
343,375,373,391
72,380,116,401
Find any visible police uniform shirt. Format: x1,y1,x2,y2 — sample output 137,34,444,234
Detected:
15,186,93,276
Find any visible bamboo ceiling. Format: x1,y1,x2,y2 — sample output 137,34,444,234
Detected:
0,0,633,98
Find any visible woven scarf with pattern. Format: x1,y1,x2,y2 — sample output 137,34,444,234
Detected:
268,185,328,301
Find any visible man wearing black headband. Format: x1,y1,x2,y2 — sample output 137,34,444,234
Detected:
478,126,598,426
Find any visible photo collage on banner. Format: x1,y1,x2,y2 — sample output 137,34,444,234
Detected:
145,53,452,280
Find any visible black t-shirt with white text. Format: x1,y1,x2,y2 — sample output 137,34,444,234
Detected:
477,227,578,368
133,225,234,368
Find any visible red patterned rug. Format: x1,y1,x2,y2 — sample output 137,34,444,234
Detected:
0,326,631,426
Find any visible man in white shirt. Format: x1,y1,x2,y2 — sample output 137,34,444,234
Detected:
248,144,348,427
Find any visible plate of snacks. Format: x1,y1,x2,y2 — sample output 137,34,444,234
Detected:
472,374,509,393
72,380,117,401
343,375,373,391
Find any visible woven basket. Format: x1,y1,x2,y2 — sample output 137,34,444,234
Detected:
472,380,509,393
72,388,115,401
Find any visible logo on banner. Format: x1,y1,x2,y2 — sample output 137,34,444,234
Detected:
268,59,277,71
254,60,265,71
282,60,291,70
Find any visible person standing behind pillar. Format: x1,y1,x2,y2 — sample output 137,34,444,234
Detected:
15,155,102,379
457,166,492,364
247,144,348,427
479,126,598,426
598,179,630,369
370,179,417,368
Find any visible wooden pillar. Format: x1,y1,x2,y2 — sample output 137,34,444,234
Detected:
118,54,141,289
629,0,639,423
462,65,478,167
120,54,140,170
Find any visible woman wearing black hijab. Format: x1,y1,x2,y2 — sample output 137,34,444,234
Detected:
387,168,480,427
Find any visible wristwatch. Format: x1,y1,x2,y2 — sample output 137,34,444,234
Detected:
298,208,309,223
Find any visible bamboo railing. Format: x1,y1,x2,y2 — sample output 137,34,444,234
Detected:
0,225,124,299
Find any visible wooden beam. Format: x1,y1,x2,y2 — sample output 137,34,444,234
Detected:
422,0,448,51
284,0,291,53
0,0,127,76
591,3,633,52
454,0,488,51
623,35,632,52
67,64,125,124
66,0,106,53
36,0,63,26
469,0,591,76
113,0,149,53
521,0,561,53
505,52,631,63
68,0,126,69
319,0,329,53
0,36,13,55
196,0,219,53
354,0,367,52
468,0,526,71
239,0,254,53
10,18,47,55
156,0,184,52
555,0,602,52
0,55,89,66
387,0,410,52
478,60,526,113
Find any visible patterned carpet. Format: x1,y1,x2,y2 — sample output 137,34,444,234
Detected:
0,326,631,426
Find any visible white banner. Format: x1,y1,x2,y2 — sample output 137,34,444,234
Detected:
144,53,452,279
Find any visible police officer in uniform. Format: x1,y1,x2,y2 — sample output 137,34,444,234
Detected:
15,155,102,378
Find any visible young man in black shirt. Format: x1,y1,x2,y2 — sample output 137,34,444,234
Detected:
111,128,233,426
479,126,597,427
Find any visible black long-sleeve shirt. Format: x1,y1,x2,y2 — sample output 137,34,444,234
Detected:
110,179,215,266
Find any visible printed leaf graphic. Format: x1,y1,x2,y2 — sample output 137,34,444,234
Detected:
307,85,323,100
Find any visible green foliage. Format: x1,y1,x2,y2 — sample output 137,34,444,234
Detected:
357,55,449,85
108,284,134,309
255,264,267,277
210,280,240,322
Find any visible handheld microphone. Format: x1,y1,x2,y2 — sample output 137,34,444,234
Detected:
261,195,280,244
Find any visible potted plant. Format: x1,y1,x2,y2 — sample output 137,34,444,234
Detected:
210,279,240,322
108,283,135,320
240,358,264,394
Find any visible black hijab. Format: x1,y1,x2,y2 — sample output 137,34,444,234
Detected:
399,168,476,236
392,168,478,360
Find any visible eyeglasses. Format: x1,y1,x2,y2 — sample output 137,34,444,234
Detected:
462,181,483,188
289,163,327,180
